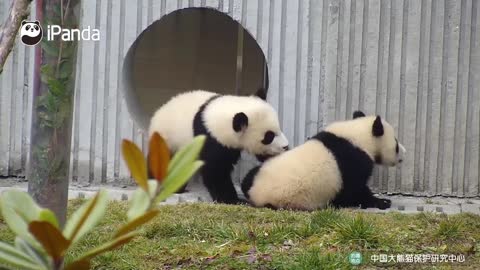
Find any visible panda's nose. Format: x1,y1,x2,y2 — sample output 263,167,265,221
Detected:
283,146,289,151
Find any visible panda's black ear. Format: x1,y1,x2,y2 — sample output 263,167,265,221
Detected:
372,116,384,137
34,21,40,25
254,88,267,100
233,112,248,132
22,20,27,26
353,110,366,119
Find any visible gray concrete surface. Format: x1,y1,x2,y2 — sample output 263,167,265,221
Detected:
1,178,479,215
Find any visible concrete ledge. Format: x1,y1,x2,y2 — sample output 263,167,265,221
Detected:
1,184,479,215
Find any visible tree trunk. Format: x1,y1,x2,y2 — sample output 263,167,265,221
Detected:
28,0,79,228
0,0,33,74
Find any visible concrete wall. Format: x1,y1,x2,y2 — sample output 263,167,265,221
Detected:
0,0,479,197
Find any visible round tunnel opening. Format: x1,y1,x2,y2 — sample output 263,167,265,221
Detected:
122,7,269,130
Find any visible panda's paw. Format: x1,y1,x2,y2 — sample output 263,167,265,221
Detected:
214,197,249,205
236,198,251,205
360,198,392,210
375,198,392,210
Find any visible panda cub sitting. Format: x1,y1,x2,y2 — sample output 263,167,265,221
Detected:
149,89,289,204
241,111,406,210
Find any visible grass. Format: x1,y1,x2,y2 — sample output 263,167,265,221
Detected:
1,200,480,269
435,218,464,240
334,215,378,248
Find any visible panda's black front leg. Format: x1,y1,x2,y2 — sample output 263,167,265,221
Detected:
359,186,391,210
201,165,240,204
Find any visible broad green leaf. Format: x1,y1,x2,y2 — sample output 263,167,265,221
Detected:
167,135,205,174
0,190,41,222
148,132,170,182
63,190,108,243
0,191,42,246
29,221,70,260
147,180,159,198
122,139,148,192
64,259,91,270
156,161,204,203
115,210,159,238
14,238,51,269
167,140,192,172
75,232,137,261
0,242,42,270
155,136,205,203
127,188,150,221
38,209,59,228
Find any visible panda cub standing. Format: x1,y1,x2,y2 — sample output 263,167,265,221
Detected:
242,111,406,210
149,89,289,204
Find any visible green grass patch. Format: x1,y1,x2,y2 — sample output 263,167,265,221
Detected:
1,201,480,269
310,206,344,231
334,214,379,248
435,217,464,240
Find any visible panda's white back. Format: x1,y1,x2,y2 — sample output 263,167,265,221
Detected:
149,90,216,152
248,140,342,210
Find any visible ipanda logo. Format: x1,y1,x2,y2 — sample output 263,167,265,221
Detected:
20,20,43,46
20,20,100,46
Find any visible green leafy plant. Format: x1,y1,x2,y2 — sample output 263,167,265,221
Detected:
0,133,205,270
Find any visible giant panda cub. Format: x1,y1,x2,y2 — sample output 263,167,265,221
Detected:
241,111,406,210
149,89,289,204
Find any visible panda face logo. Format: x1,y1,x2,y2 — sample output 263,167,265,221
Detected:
20,20,43,46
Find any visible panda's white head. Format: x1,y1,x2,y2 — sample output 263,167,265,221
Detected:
326,110,406,166
204,89,289,158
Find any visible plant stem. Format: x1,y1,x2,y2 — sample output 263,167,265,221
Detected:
53,258,64,270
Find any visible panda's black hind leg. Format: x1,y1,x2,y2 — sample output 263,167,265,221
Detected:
201,165,240,204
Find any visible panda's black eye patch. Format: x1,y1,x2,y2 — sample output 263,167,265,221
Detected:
26,25,30,30
34,25,39,30
395,139,399,153
262,131,275,145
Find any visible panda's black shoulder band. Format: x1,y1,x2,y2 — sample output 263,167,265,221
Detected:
193,95,221,135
